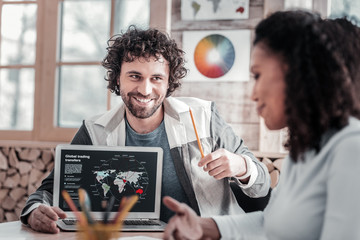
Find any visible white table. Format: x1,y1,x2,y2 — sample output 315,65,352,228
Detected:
0,221,163,240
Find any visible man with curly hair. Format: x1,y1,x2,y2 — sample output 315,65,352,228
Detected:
20,26,270,233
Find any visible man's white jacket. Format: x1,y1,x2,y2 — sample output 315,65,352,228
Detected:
20,97,270,223
84,97,270,217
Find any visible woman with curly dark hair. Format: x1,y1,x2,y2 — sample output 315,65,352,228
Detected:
320,17,360,119
163,10,360,240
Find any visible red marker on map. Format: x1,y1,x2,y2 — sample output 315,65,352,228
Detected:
236,6,244,13
123,179,127,183
136,189,143,194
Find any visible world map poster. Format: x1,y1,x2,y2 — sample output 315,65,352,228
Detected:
181,0,249,20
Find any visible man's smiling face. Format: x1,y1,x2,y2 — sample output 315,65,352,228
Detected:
118,56,169,119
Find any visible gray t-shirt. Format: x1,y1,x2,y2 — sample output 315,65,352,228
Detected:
125,118,190,222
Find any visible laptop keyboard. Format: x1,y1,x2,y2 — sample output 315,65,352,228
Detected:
61,219,161,226
124,220,161,226
62,219,77,225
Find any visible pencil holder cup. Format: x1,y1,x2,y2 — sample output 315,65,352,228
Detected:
77,223,122,240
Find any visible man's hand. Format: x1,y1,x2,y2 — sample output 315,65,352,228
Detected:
198,149,247,180
163,196,203,240
27,204,66,233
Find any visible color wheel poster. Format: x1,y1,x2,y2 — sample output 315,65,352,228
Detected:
183,30,250,82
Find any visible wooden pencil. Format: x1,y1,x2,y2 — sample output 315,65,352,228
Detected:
189,108,205,158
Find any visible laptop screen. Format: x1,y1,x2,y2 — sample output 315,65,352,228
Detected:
53,145,163,219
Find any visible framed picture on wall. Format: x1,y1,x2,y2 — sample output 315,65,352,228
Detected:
181,0,249,20
182,30,250,82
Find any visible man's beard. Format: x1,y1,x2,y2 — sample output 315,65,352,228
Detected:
120,91,163,119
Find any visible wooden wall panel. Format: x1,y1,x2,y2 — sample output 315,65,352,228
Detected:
174,82,259,124
229,123,259,150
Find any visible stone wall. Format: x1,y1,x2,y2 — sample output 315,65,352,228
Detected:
0,146,54,223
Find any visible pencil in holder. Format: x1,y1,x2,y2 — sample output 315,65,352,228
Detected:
77,222,122,240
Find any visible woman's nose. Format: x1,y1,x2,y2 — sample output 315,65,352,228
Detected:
250,83,258,102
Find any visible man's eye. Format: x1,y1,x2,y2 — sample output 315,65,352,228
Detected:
130,75,140,80
252,74,260,80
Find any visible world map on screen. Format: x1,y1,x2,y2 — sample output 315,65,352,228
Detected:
92,158,149,200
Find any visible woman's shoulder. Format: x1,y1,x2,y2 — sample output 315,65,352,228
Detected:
324,117,360,148
304,117,360,166
335,117,360,144
322,117,360,163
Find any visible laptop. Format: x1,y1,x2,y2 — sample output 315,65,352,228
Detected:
53,144,166,231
